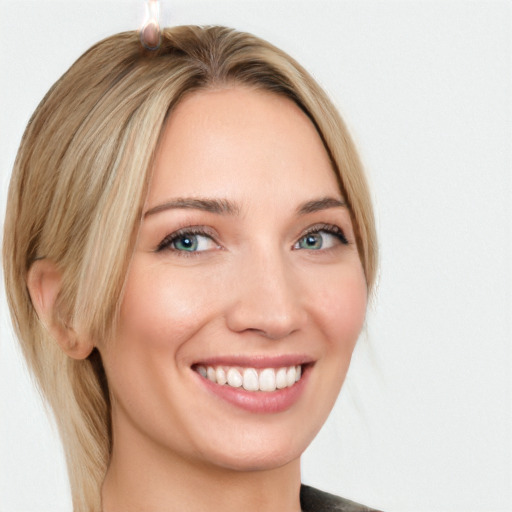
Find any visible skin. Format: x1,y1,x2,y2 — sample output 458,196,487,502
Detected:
57,87,367,512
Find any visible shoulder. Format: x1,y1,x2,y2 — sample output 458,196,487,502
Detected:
300,484,383,512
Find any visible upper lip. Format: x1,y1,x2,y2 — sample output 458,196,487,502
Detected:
192,354,315,369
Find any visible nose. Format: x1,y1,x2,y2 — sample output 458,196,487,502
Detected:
224,249,306,340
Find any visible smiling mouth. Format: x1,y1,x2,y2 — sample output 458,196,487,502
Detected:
193,364,304,392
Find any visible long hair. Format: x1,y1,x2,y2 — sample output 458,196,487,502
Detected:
3,25,377,511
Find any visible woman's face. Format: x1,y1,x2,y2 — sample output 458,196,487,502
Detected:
100,87,367,472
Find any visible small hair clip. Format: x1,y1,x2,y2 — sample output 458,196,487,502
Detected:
140,0,161,50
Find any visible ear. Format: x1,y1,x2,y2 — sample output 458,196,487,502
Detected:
26,259,94,360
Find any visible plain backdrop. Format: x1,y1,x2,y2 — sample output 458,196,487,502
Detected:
0,1,510,511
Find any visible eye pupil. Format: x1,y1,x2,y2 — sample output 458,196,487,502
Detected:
301,233,322,249
175,235,198,251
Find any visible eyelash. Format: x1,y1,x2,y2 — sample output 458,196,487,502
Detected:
299,223,349,247
155,223,349,254
155,226,218,254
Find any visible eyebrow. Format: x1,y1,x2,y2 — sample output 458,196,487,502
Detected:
144,195,346,218
144,198,240,218
296,197,346,215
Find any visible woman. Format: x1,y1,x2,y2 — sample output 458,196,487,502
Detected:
3,26,378,512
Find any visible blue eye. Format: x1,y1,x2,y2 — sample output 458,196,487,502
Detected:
157,230,217,253
294,226,348,250
173,234,200,251
297,233,324,250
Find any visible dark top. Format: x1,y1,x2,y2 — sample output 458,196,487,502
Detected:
300,485,383,512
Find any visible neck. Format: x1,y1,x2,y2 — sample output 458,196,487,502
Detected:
101,419,303,512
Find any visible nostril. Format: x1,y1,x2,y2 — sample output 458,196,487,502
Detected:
224,263,305,338
240,324,299,341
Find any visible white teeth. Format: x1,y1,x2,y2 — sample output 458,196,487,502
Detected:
227,368,243,388
259,368,277,392
216,367,227,385
286,366,296,387
243,368,259,391
275,367,288,389
206,366,216,382
196,364,304,392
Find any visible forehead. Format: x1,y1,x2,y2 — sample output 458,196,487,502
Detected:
148,87,341,209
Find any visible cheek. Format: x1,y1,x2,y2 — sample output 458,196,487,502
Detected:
102,262,223,427
118,262,219,351
297,263,367,440
312,264,368,353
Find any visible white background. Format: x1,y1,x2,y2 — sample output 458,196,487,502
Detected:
0,1,510,511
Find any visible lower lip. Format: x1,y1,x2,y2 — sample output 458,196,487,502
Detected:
194,366,311,414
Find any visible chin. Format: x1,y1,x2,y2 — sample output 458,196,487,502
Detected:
207,445,302,473
192,422,317,473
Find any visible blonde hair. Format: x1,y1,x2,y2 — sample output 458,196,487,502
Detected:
3,25,377,511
